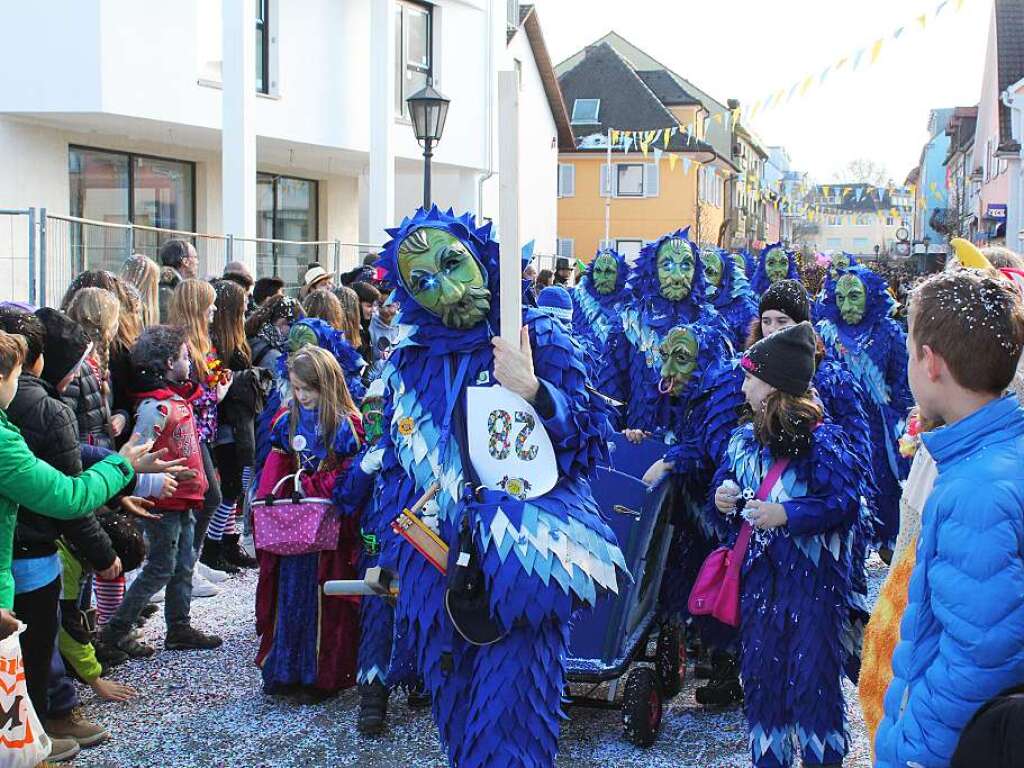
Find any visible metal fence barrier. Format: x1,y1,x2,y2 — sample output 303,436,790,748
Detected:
0,209,37,305
1,210,380,307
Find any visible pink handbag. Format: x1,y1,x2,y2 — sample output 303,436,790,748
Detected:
687,457,791,627
253,470,340,556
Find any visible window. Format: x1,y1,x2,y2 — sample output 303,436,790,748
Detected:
257,173,319,288
556,238,574,259
506,0,520,33
826,238,843,250
513,58,522,90
69,146,194,273
852,237,871,252
616,239,643,264
557,164,575,198
571,99,600,125
256,0,269,94
616,164,644,197
885,216,895,226
395,1,432,118
857,214,871,226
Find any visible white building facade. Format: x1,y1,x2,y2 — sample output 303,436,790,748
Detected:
0,0,563,303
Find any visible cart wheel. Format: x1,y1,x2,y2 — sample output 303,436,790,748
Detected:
655,623,686,699
622,667,662,747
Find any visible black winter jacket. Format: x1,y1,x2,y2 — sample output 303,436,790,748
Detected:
63,363,113,448
7,374,117,570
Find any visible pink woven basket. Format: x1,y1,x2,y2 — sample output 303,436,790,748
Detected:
253,471,339,556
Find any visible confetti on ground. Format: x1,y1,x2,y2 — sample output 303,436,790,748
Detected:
72,557,888,767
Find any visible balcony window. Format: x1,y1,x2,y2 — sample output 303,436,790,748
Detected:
396,1,433,118
257,173,320,288
69,146,194,273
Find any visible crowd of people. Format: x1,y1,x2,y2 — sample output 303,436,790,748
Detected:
0,219,1023,768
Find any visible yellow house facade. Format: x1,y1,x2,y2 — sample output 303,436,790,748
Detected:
554,35,739,264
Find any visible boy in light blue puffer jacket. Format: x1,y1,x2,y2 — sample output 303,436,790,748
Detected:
875,269,1024,767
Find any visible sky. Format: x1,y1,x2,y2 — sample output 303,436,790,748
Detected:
533,0,992,184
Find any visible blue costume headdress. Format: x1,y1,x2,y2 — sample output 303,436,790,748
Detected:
378,205,500,355
817,264,895,334
279,317,367,401
751,242,801,295
572,247,629,357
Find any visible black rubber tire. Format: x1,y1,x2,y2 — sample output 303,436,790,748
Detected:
622,667,662,747
655,623,686,699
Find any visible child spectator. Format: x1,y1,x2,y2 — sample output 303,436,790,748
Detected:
302,289,347,334
98,325,222,657
333,286,365,351
203,280,259,573
712,322,863,768
168,279,232,592
0,329,137,763
65,287,125,448
255,345,362,704
253,276,285,307
246,295,305,374
874,270,1024,766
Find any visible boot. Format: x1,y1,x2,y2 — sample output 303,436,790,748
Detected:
199,538,241,575
694,646,713,680
406,678,431,709
45,709,110,747
694,651,743,708
357,681,390,735
222,533,258,569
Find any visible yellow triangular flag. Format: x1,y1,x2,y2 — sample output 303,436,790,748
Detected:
663,128,671,148
823,185,831,197
669,153,679,172
610,129,619,145
749,101,762,120
955,0,965,11
870,38,884,65
836,56,849,70
917,13,927,29
800,76,813,96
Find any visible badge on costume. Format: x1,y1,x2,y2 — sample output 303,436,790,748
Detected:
466,385,556,500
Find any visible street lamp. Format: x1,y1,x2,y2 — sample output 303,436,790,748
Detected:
406,84,451,209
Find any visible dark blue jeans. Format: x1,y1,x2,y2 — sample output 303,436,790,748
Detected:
47,629,79,718
106,509,196,639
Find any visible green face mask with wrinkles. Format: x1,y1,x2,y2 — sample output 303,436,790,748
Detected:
592,253,619,295
658,327,699,396
397,227,491,329
657,238,695,301
765,248,790,284
835,273,867,325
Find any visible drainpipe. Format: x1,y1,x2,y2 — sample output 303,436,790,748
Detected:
1001,87,1024,251
476,0,495,220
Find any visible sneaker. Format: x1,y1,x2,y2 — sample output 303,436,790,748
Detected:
152,586,166,603
98,626,155,659
47,736,81,762
45,709,110,747
191,570,220,598
165,624,223,651
196,559,230,584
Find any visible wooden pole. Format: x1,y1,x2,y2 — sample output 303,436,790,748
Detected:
497,70,521,346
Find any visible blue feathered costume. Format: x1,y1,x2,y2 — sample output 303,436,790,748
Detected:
816,265,912,551
375,207,627,768
596,229,732,433
750,242,801,297
711,420,863,767
813,253,859,319
706,247,758,350
571,247,628,367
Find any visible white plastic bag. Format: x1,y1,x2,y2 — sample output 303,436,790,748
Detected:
0,623,51,768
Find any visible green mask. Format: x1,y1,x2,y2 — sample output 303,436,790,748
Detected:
397,227,490,329
835,274,867,325
658,327,699,397
764,248,790,284
592,253,619,295
657,238,695,301
361,397,384,444
288,325,318,354
704,251,724,290
833,253,851,271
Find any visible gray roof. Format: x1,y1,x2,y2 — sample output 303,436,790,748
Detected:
557,41,715,155
635,70,700,106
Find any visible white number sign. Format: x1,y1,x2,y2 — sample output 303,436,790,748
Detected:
466,385,557,500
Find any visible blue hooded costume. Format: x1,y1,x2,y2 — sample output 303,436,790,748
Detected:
816,265,912,551
596,228,732,433
571,248,628,367
750,242,801,297
812,252,859,320
374,207,627,768
706,247,759,350
709,417,864,767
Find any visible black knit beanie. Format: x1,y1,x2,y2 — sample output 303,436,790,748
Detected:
759,279,809,324
741,321,816,395
34,307,90,386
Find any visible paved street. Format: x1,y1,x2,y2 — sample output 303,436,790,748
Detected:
72,557,887,768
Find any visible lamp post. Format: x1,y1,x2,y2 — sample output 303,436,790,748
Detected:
406,84,451,210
